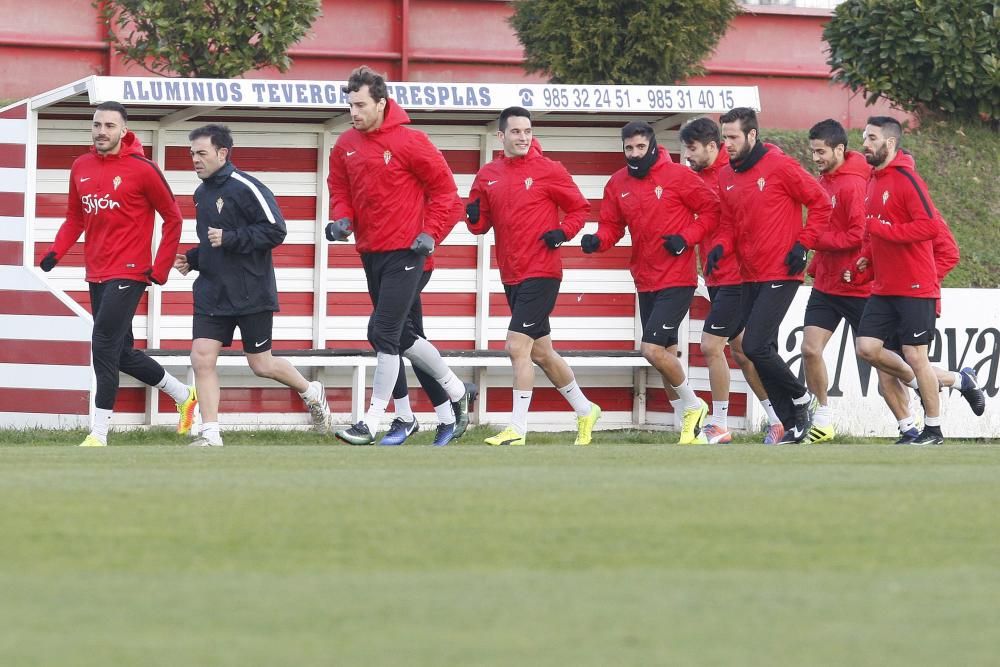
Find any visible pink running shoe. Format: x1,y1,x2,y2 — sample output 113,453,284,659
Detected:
763,422,785,445
700,423,733,444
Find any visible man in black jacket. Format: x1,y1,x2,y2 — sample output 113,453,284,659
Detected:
174,124,330,446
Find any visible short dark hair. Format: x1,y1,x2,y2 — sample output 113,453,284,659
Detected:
808,118,848,150
95,101,127,124
188,124,234,153
499,106,531,132
679,117,721,148
343,65,388,103
719,107,758,137
621,121,654,142
866,116,903,143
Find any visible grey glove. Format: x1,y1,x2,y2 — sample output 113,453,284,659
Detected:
410,232,435,257
325,217,353,242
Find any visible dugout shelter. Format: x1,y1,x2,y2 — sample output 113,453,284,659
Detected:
0,75,762,433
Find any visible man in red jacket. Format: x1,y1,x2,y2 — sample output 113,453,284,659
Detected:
581,121,718,444
39,101,196,447
465,106,601,446
799,119,914,443
681,118,786,444
855,116,983,445
326,66,474,446
716,107,832,444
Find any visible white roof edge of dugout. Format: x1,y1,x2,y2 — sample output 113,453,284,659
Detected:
8,75,760,121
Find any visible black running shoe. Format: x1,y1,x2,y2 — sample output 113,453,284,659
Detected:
958,367,986,416
894,427,921,444
910,426,944,446
452,382,478,439
335,422,375,445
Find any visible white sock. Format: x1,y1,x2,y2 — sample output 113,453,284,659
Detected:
813,404,833,428
299,380,321,402
364,396,390,434
925,415,941,427
200,421,223,445
792,391,812,406
394,394,414,421
670,398,685,428
671,382,700,410
436,371,466,403
947,371,961,388
898,416,916,432
157,372,191,404
91,407,113,441
434,401,456,425
710,401,729,429
511,390,532,435
761,399,781,426
906,377,919,389
558,380,592,417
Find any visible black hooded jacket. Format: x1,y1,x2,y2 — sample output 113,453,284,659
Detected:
185,162,286,316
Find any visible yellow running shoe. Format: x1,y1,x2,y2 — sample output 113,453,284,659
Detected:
484,426,526,446
176,386,198,435
804,424,835,444
79,434,106,447
678,399,708,444
574,403,602,445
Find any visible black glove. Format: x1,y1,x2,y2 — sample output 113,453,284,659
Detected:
143,268,163,286
410,232,435,257
704,244,723,277
662,234,687,256
39,251,58,272
540,229,567,249
466,198,480,224
784,241,808,276
325,217,353,242
581,234,601,254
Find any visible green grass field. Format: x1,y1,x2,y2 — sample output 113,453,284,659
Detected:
2,429,998,666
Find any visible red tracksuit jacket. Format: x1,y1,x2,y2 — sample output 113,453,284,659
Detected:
694,149,743,287
593,150,719,292
717,142,832,283
808,150,871,298
860,150,949,298
327,99,461,254
467,138,589,285
47,131,182,284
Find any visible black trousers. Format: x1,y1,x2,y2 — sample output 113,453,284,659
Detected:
740,280,806,427
361,249,426,355
89,279,167,410
392,270,450,407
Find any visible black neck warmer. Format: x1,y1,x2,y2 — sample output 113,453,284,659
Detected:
732,139,768,173
626,136,659,179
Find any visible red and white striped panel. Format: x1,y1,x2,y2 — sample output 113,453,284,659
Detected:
1,102,92,427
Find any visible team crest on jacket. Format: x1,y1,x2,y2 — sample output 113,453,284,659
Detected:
113,175,122,191
655,185,663,200
882,190,890,205
216,197,224,214
757,177,766,191
524,177,533,190
383,150,392,165
831,195,837,208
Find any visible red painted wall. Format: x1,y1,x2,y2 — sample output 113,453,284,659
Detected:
0,0,903,129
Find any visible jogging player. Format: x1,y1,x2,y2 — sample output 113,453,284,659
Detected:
174,124,331,447
582,121,718,444
465,106,601,446
326,66,475,446
680,117,786,444
39,101,197,447
716,107,832,444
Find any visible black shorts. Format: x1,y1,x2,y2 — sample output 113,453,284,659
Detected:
857,295,936,346
504,277,560,339
804,289,867,334
703,285,744,339
193,311,274,351
638,286,695,347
